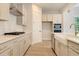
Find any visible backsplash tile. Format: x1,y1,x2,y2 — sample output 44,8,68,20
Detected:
0,14,23,35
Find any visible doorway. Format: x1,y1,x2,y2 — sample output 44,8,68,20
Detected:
42,21,53,48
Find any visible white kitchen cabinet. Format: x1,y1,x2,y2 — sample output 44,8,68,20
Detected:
48,14,53,21
0,3,9,21
19,37,25,56
42,14,48,21
60,43,68,56
68,40,79,56
68,48,79,56
55,39,61,55
0,34,31,56
55,38,68,56
24,33,31,52
12,40,20,56
42,14,53,21
53,14,62,24
0,48,13,56
0,40,13,56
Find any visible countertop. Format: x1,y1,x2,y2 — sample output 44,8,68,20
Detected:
0,34,25,44
53,33,79,45
0,32,32,44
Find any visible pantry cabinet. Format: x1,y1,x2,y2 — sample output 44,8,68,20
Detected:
0,3,9,21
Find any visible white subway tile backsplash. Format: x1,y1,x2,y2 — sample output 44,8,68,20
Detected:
0,14,23,35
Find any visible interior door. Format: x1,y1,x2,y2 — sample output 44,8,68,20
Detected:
32,5,42,44
33,21,42,44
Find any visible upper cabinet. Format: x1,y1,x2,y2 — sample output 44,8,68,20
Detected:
0,3,10,21
42,14,62,23
53,14,62,24
42,14,53,21
10,3,23,16
10,3,25,26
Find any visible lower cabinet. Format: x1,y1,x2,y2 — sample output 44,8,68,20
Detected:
55,39,68,56
0,33,31,56
0,48,13,56
67,40,79,56
60,43,68,56
12,40,20,56
19,38,25,56
68,48,79,56
55,37,79,56
55,39,60,55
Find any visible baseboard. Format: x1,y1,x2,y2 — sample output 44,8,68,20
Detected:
51,48,57,56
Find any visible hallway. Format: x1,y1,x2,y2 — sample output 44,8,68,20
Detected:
25,40,56,56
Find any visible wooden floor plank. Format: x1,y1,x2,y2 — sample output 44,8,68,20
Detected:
25,40,55,56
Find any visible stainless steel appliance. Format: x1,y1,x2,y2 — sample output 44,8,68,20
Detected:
54,24,62,32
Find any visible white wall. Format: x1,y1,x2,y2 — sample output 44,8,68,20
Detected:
62,4,79,35
0,13,23,35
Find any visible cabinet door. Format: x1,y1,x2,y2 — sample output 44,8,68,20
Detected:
55,39,60,55
0,48,13,56
19,39,25,56
48,14,53,21
12,40,20,56
42,14,48,21
53,14,62,24
60,43,68,56
0,3,9,20
68,48,79,56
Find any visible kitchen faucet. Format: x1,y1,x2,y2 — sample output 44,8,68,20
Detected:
70,24,74,28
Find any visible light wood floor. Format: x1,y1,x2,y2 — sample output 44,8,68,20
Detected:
25,40,55,56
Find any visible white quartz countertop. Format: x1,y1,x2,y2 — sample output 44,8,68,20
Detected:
54,33,79,44
0,34,25,44
67,36,79,44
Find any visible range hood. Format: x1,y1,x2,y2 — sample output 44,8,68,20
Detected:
10,7,23,16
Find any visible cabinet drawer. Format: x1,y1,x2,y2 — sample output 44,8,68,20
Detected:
0,48,13,56
68,40,79,54
68,48,79,56
0,43,12,54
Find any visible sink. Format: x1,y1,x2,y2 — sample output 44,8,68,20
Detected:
4,32,25,35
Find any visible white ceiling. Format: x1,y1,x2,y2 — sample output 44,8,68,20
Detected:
35,3,68,12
